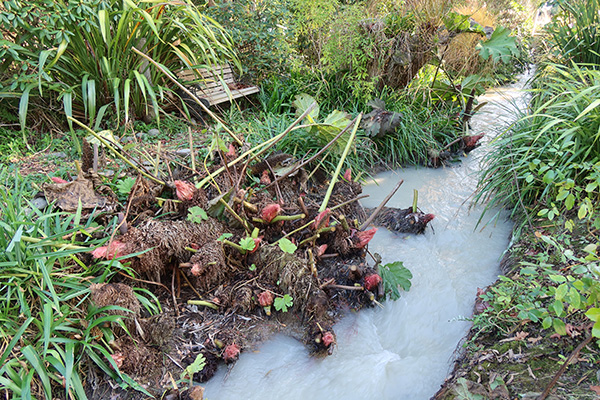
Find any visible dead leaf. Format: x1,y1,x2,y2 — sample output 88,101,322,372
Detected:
590,385,600,395
515,331,529,341
527,336,543,344
43,171,107,212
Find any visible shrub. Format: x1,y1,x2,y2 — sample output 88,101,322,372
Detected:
476,63,600,229
0,0,236,134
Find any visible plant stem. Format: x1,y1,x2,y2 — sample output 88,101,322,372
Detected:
319,114,362,212
196,103,316,189
20,235,88,250
253,213,306,224
360,179,404,230
187,300,219,310
67,117,166,185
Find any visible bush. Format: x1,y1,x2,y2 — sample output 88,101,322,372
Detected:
0,0,236,132
476,63,600,229
205,0,294,83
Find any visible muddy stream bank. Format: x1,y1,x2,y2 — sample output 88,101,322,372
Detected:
201,74,531,399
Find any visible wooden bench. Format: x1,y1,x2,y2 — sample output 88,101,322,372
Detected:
177,65,259,106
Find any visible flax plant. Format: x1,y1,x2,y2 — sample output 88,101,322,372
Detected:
0,168,160,399
0,0,237,138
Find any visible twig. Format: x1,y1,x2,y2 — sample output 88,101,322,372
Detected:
68,117,166,185
330,194,369,211
360,179,404,230
537,331,593,400
196,103,316,188
264,116,359,190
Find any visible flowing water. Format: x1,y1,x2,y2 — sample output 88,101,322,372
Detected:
204,74,531,400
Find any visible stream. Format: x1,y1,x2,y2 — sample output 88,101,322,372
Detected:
203,73,531,400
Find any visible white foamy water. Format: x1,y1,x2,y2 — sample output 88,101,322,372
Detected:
203,74,531,400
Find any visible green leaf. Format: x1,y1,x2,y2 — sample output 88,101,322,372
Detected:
553,318,566,336
542,316,552,329
239,237,256,251
187,206,208,224
117,177,136,196
274,294,293,312
593,320,600,339
278,238,297,254
292,93,319,123
217,233,233,242
476,26,520,63
552,299,564,317
181,353,206,380
380,261,413,301
585,307,600,322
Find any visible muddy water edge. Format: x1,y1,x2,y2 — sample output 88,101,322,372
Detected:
201,76,534,399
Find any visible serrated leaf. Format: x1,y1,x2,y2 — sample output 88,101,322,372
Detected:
187,206,208,223
239,237,256,251
274,294,293,312
217,233,233,242
476,26,520,63
380,261,412,301
116,177,136,196
278,238,297,254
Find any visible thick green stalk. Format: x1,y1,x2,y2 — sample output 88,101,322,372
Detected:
319,114,362,212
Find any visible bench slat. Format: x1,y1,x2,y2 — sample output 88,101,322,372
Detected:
178,64,258,106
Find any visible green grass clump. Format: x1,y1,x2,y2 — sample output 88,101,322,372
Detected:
476,63,600,228
0,168,158,399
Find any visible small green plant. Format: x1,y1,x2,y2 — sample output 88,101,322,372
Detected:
379,261,413,301
179,353,206,388
116,177,136,197
278,237,297,254
274,294,294,312
187,206,209,224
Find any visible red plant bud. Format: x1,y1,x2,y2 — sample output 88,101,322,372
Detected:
423,214,435,224
258,291,274,307
463,134,484,149
189,243,200,250
91,240,127,260
223,343,240,363
354,228,377,248
51,177,68,184
250,237,261,253
343,168,352,181
260,203,281,223
260,170,271,185
313,209,331,230
174,180,195,201
316,244,328,257
226,143,236,157
322,331,335,347
364,274,382,291
191,264,202,276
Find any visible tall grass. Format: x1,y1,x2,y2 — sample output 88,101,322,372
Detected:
0,168,159,399
476,63,600,224
545,0,600,66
